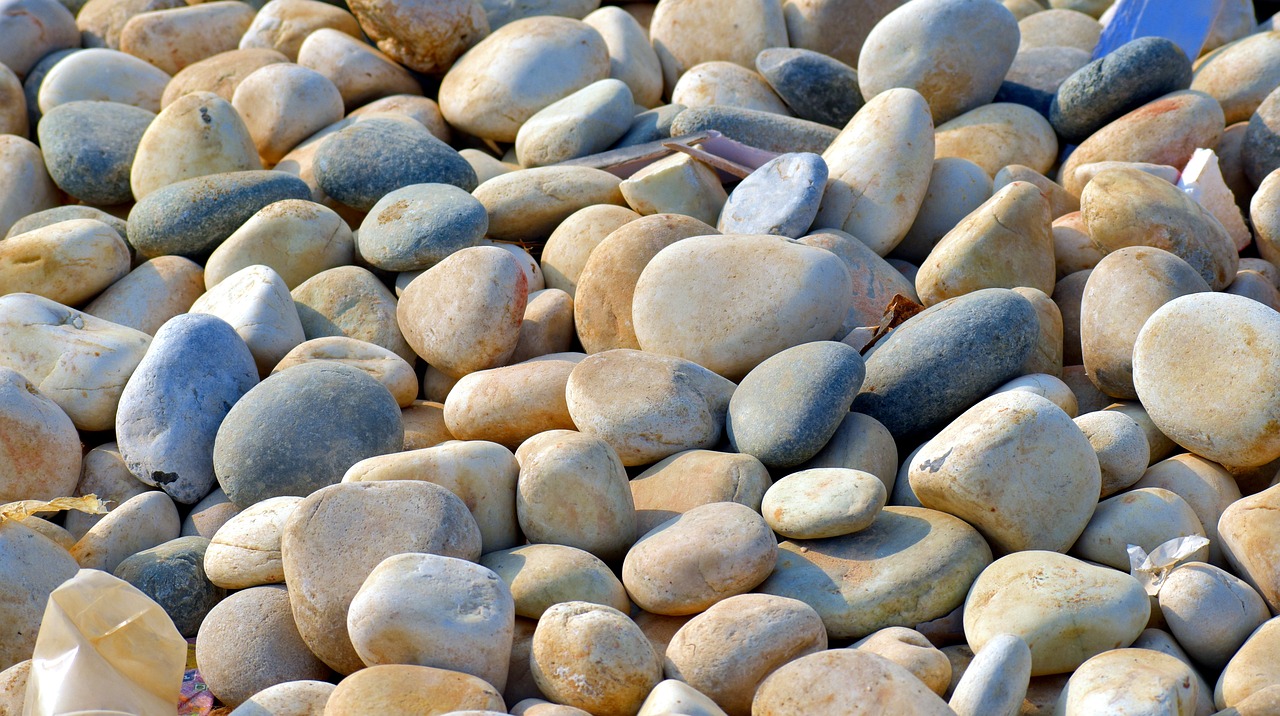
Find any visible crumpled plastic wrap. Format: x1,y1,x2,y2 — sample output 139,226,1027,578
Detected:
22,569,187,716
1127,535,1213,596
0,496,107,524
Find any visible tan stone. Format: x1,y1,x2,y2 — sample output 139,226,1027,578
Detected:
475,166,625,243
444,358,577,447
0,220,130,307
934,103,1058,177
119,1,257,76
130,91,260,200
296,28,422,111
481,543,630,619
325,664,505,716
239,0,363,60
160,48,290,108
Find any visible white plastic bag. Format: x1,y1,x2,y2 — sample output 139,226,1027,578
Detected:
23,569,186,716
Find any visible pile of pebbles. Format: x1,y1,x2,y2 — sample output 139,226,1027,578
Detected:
1,0,1280,713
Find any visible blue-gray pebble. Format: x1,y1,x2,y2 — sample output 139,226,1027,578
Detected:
314,118,478,212
756,47,863,128
1245,85,1280,186
851,288,1039,444
22,48,77,131
727,341,866,469
994,46,1092,118
37,101,153,206
718,152,828,238
670,106,839,154
212,361,403,508
612,104,686,149
1050,36,1193,144
127,170,311,260
114,536,225,638
116,313,259,505
356,183,488,271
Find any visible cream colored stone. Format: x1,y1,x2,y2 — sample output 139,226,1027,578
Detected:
515,78,635,168
1217,617,1280,710
1074,411,1149,498
1056,648,1198,716
853,627,951,696
935,103,1058,177
70,491,180,573
84,256,204,336
119,1,256,75
636,680,727,716
232,64,344,166
190,265,305,377
130,91,261,200
1071,487,1207,570
509,289,575,363
752,649,955,715
763,468,885,539
649,0,788,92
273,337,417,407
239,0,363,60
628,449,770,537
474,165,625,243
1159,562,1269,671
296,28,422,111
37,48,170,113
0,136,59,238
205,495,301,589
346,0,487,75
671,61,791,115
1193,31,1280,125
444,358,577,447
325,664,504,715
1134,453,1241,566
583,6,662,108
0,64,24,138
541,204,640,296
160,48,290,108
1219,484,1280,613
0,220,130,307
894,157,993,264
530,602,661,716
619,153,727,226
401,400,452,450
481,543,629,619
205,200,353,291
292,265,414,364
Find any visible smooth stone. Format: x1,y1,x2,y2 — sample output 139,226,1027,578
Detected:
964,550,1150,675
1191,31,1280,126
38,100,153,206
292,265,414,364
934,102,1058,177
227,680,335,716
401,400,453,450
37,48,169,113
799,228,920,336
238,0,364,60
327,665,504,716
629,449,771,538
127,170,313,260
1012,286,1066,378
1079,246,1211,400
1160,562,1269,671
1058,90,1225,196
757,506,991,639
852,627,951,696
813,87,934,256
357,183,487,272
0,220,130,307
671,61,792,116
438,16,609,143
618,152,727,226
1054,270,1090,365
763,468,885,540
582,6,661,108
0,136,59,238
858,0,1020,124
664,594,827,716
474,165,625,243
295,29,421,110
0,660,31,714
530,602,661,716
481,543,629,619
6,206,127,243
349,95,450,144
1245,85,1280,188
197,586,331,708
752,648,954,714
1051,211,1102,279
541,204,639,297
1075,411,1149,497
648,0,788,93
1107,402,1178,465
0,294,150,431
1001,164,1079,219
231,64,344,166
575,213,716,353
1056,648,1198,716
113,536,223,637
182,487,240,538
1133,293,1280,467
719,153,827,238
779,0,905,69
160,48,290,108
205,496,302,589
190,265,305,376
509,289,575,363
70,491,181,573
281,480,482,674
1129,630,1217,716
0,0,77,76
461,148,519,184
1072,487,1206,570
397,246,527,377
633,234,853,381
444,359,577,447
346,0,487,74
667,105,839,154
1252,168,1280,266
636,680,727,716
349,553,513,689
893,157,993,264
117,313,258,504
800,411,898,491
1228,270,1280,311
1216,616,1280,709
206,200,353,290
994,46,1093,118
515,430,636,561
613,103,686,148
516,78,634,167
0,367,79,503
0,522,79,671
343,440,520,553
756,47,863,127
851,288,1039,442
274,337,417,407
1219,485,1280,612
119,1,257,76
1050,36,1193,144
915,180,1055,306
948,634,1032,716
314,117,477,212
131,91,261,200
1134,453,1242,566
19,48,76,134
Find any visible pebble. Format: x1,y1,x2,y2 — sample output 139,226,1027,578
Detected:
510,289,575,362
131,91,261,201
445,358,577,447
231,63,344,166
480,543,629,619
995,46,1092,118
474,165,624,243
296,29,420,110
541,205,639,296
346,0,487,75
0,367,80,504
648,0,787,92
274,337,417,407
1075,410,1150,497
1072,487,1207,570
161,48,289,108
1135,453,1242,566
516,78,635,167
6,205,126,242
667,105,839,154
37,49,169,114
0,137,59,239
326,664,504,715
1191,30,1280,126
893,157,993,264
582,6,662,109
799,229,920,335
0,219,131,307
291,265,414,364
182,487,241,538
190,264,305,376
614,103,686,148
1056,648,1198,716
0,0,78,77
0,522,79,672
357,183,488,272
228,680,335,716
238,0,363,60
755,47,863,127
671,61,791,116
1219,484,1280,613
619,152,728,226
70,490,181,573
206,200,354,290
119,1,257,76
947,633,1032,716
205,496,302,589
853,627,951,696
1217,616,1280,709
531,601,661,715
718,153,827,238
629,449,770,537
1018,8,1100,52
636,680,727,716
753,648,954,714
763,467,886,540
37,101,153,207
1159,562,1269,671
114,536,224,637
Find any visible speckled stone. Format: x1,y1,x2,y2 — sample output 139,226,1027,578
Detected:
127,170,312,259
612,103,685,148
36,100,153,206
213,362,403,507
852,288,1039,442
314,118,478,212
357,183,488,272
755,47,863,127
116,313,259,505
668,105,839,154
114,536,224,637
1050,36,1193,144
718,153,827,238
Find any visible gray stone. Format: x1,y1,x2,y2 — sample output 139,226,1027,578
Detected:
1245,84,1280,187
612,103,685,149
6,205,129,245
1050,36,1193,144
116,313,259,505
127,170,312,260
756,47,863,127
994,46,1092,118
113,535,225,637
37,100,154,206
669,105,839,154
213,362,403,508
314,117,478,212
851,288,1040,443
718,152,827,238
356,183,488,272
21,48,77,131
727,341,866,469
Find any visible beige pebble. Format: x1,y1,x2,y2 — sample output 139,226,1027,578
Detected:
583,5,662,108
1018,8,1100,52
160,47,290,108
752,649,954,715
70,491,180,573
1159,562,1269,671
474,165,625,243
530,602,661,716
0,0,78,76
852,627,951,696
0,368,80,504
292,265,414,364
0,136,59,238
629,449,770,537
934,103,1058,177
1217,617,1280,710
346,0,488,75
84,256,205,336
671,61,791,115
1134,453,1241,567
1219,484,1280,613
297,28,422,111
190,264,305,377
239,0,363,60
0,64,25,138
273,336,417,406
1075,410,1149,497
130,91,261,201
1056,648,1198,716
894,157,993,264
119,1,257,76
541,204,640,297
1071,487,1207,570
401,400,453,450
37,48,170,113
762,468,886,540
649,0,787,93
619,152,728,226
1192,31,1280,125
232,64,344,166
1051,211,1103,278
0,220,130,307
325,664,505,716
509,289,575,363
205,495,301,589
990,373,1078,417
481,543,630,619
444,358,577,447
206,200,353,290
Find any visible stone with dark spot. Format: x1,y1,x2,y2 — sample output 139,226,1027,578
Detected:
127,170,312,260
116,313,259,505
356,183,488,272
994,46,1092,118
668,105,839,154
718,152,828,237
114,536,225,637
756,47,863,127
37,100,154,206
727,341,866,469
313,117,477,212
852,288,1040,443
1050,36,1193,144
213,361,404,508
611,103,685,149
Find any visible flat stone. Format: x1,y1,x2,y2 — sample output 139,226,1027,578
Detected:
161,48,290,108
1072,487,1206,570
1191,30,1280,126
933,102,1058,177
1056,649,1198,716
6,205,127,243
444,358,577,447
473,165,625,243
516,78,635,167
629,449,770,538
763,468,886,540
1219,485,1280,612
